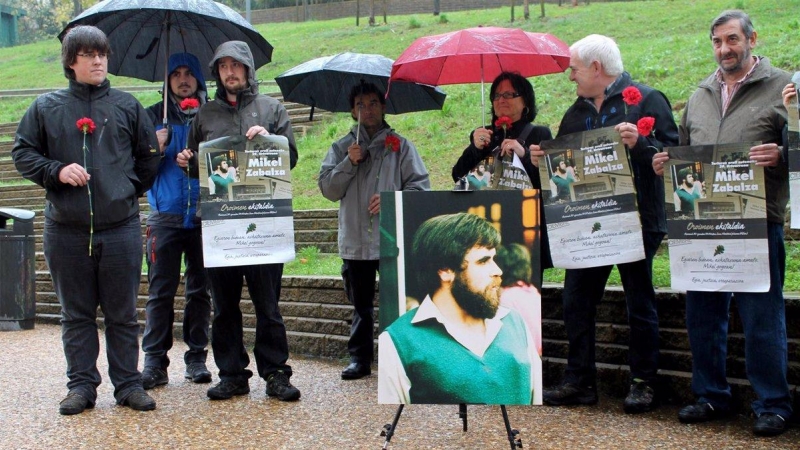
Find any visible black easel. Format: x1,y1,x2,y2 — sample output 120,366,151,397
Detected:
381,403,522,449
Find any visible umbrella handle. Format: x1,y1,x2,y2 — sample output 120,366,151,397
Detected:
356,107,361,142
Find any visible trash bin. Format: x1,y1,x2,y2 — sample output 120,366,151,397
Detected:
0,208,36,331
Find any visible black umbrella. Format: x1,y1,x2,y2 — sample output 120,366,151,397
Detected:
59,0,273,123
274,52,446,121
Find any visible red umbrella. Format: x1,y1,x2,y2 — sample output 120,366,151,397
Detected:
390,27,570,123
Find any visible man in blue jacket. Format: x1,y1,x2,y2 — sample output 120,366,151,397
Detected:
141,53,212,389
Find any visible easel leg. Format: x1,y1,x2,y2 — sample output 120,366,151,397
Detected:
381,404,404,449
459,403,468,431
500,405,522,449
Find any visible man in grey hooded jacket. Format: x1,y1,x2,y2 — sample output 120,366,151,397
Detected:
319,82,430,380
181,40,300,402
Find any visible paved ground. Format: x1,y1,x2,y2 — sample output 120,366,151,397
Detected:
1,324,797,450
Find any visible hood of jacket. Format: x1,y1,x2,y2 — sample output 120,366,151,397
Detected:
209,41,258,101
168,52,207,95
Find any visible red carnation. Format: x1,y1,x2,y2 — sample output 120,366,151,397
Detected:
494,116,513,132
76,117,96,134
637,116,656,137
385,134,401,152
180,98,200,111
622,86,643,107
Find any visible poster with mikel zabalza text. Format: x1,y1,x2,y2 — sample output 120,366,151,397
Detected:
663,142,768,292
198,134,295,268
786,87,800,228
538,127,644,269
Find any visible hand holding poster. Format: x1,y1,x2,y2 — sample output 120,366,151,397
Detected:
663,143,769,292
538,127,644,268
197,134,295,267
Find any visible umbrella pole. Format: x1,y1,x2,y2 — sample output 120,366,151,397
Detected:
480,56,485,129
162,13,171,127
356,107,361,143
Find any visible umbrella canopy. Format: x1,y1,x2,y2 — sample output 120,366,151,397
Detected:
275,52,446,119
58,0,273,83
390,27,570,86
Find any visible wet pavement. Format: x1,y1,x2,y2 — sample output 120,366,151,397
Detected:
1,324,797,449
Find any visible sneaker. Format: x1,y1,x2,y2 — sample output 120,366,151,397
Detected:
185,362,212,384
141,367,168,390
59,392,93,415
677,402,730,424
543,382,598,406
266,371,301,401
207,379,250,400
753,413,787,437
122,390,156,411
623,379,657,414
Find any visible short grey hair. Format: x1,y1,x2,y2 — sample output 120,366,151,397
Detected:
570,34,624,77
710,10,755,40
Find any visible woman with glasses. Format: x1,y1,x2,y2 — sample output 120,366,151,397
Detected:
451,71,554,271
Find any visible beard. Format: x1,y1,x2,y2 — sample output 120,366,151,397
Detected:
557,166,567,174
717,45,751,75
684,180,694,188
451,271,501,320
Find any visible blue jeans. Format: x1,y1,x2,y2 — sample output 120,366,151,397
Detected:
685,222,792,418
142,225,210,369
43,216,144,404
207,264,291,382
342,259,379,364
561,231,664,387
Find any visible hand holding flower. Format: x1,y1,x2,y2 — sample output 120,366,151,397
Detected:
500,139,523,158
58,163,90,186
175,149,194,168
368,193,380,216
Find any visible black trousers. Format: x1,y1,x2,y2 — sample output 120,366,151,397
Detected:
342,259,379,364
207,263,291,382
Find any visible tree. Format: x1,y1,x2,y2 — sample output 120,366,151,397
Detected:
433,0,440,16
510,0,515,23
524,0,529,20
368,0,375,26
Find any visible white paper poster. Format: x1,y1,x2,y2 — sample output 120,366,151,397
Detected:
197,134,295,267
538,127,644,268
664,143,769,292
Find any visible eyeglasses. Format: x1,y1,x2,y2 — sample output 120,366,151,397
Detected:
491,91,521,101
77,52,108,60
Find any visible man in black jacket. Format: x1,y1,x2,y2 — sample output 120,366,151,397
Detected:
13,26,160,415
532,34,679,414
